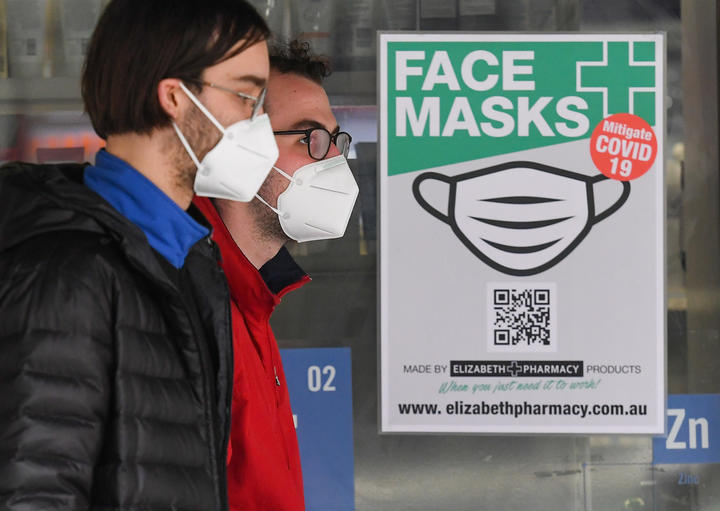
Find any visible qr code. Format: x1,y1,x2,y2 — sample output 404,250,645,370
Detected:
487,283,557,352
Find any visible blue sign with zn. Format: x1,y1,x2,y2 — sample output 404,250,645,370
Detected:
653,394,720,464
281,347,355,511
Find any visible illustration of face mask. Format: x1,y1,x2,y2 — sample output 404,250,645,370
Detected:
413,161,631,276
255,155,359,242
172,82,279,202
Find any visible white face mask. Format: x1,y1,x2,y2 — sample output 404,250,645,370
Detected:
172,82,279,202
255,155,359,242
413,161,630,276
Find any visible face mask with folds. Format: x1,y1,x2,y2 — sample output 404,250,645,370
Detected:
255,155,359,242
412,161,631,276
173,82,279,202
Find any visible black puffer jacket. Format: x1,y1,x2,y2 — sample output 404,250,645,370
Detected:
0,162,232,510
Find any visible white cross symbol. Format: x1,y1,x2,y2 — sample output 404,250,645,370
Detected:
576,41,656,118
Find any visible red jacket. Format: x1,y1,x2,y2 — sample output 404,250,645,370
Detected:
195,197,309,511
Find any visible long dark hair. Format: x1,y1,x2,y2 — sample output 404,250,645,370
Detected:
82,0,270,139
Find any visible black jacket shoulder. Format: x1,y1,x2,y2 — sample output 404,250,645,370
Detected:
0,161,231,511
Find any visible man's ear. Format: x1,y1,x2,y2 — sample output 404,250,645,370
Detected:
157,78,188,120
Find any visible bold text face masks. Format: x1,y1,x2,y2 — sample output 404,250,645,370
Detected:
413,161,630,276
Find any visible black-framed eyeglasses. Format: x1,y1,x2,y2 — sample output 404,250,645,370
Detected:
273,128,352,160
189,80,267,121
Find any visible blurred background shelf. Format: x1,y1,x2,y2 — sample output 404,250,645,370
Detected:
0,70,379,113
325,70,376,105
0,77,83,113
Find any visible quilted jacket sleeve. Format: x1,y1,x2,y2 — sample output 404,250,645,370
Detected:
0,244,114,510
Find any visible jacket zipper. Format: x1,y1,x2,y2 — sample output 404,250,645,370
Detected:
181,239,229,511
210,240,232,511
263,312,292,470
217,270,232,511
183,285,222,510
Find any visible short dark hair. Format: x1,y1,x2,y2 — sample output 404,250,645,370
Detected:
269,40,331,85
82,0,270,139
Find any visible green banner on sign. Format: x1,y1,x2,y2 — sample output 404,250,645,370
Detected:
387,40,656,175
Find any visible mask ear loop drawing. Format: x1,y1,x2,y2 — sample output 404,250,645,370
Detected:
412,172,453,224
590,174,631,224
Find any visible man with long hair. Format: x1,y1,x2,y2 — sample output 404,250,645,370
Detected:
0,1,275,509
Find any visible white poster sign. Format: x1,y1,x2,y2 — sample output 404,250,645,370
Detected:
379,33,665,434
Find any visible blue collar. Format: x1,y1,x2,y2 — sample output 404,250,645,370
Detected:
84,149,209,268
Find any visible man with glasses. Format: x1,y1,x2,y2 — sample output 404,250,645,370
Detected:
194,40,358,511
0,1,274,509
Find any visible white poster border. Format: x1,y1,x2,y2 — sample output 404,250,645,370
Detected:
378,31,667,435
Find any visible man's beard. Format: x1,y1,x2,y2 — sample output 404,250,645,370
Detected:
169,104,221,193
250,170,291,244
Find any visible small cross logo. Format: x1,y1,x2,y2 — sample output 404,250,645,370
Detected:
508,361,522,377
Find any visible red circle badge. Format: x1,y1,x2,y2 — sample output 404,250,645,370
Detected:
590,113,658,181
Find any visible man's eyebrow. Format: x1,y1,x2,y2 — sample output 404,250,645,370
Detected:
230,74,267,88
290,119,340,133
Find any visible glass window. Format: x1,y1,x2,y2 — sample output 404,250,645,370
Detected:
0,1,717,509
